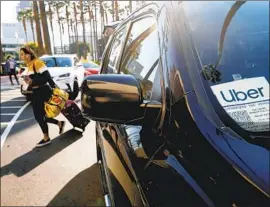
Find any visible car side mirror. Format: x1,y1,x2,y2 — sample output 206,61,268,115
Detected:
81,74,146,124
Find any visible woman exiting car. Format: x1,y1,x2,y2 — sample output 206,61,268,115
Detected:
20,46,66,147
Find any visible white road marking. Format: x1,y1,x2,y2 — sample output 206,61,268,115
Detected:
0,100,25,103
1,106,22,109
1,86,20,89
1,95,24,97
1,93,22,95
1,101,31,149
1,113,17,116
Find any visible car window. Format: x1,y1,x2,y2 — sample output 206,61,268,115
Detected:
105,26,128,74
120,17,161,101
41,57,72,67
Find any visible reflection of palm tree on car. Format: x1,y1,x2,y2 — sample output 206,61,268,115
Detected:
121,23,156,68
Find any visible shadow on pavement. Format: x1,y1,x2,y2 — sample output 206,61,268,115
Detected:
47,163,105,207
0,96,27,106
1,129,83,178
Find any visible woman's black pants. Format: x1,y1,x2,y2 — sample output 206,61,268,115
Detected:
32,86,58,134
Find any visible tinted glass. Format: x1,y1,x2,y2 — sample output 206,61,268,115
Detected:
107,27,128,73
121,18,161,101
41,57,72,67
183,1,269,132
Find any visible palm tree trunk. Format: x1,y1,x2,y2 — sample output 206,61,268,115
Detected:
39,1,52,54
87,4,94,60
56,6,63,53
61,22,65,35
99,0,105,33
73,2,79,56
70,19,75,43
80,0,87,59
48,3,55,53
114,0,119,21
93,1,98,60
22,18,28,43
111,0,115,21
129,0,132,14
65,5,71,53
104,9,108,24
33,1,44,55
29,18,36,43
80,0,86,44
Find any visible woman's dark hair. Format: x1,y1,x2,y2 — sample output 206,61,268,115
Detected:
20,46,37,60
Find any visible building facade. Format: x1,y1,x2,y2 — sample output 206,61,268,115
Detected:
1,1,34,60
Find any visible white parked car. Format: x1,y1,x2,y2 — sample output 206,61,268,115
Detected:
20,54,85,100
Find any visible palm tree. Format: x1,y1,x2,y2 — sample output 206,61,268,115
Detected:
129,0,133,14
46,1,56,52
39,1,52,54
33,1,44,55
52,1,65,53
64,2,71,51
69,18,75,43
99,0,105,32
101,1,109,24
73,1,79,55
92,1,98,60
111,0,115,21
114,0,119,21
25,9,36,43
17,10,28,43
87,1,94,59
79,0,86,45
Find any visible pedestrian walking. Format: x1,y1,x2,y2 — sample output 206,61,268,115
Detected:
6,55,19,85
20,46,66,147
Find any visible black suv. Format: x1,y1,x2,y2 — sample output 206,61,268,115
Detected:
81,1,269,206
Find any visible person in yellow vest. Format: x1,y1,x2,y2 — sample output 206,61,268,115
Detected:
20,46,66,147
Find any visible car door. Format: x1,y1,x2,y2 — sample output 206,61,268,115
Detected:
98,23,146,206
107,14,167,206
116,15,164,159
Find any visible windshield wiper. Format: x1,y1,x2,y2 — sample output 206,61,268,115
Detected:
216,1,246,68
202,1,246,84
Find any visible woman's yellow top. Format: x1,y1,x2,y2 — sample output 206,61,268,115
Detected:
27,58,47,74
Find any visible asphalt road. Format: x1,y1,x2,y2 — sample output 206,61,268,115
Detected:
1,77,104,206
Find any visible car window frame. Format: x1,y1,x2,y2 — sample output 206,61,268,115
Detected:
118,15,161,99
100,22,132,74
118,15,158,74
118,12,167,133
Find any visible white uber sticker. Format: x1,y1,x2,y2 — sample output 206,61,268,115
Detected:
211,77,269,132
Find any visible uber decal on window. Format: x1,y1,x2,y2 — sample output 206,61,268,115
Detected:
211,77,269,132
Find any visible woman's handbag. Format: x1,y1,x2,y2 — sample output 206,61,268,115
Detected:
32,60,69,118
44,88,69,118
